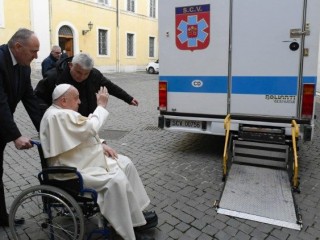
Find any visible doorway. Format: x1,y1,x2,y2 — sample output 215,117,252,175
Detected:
58,25,74,57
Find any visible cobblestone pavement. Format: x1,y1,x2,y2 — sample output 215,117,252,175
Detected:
1,71,320,239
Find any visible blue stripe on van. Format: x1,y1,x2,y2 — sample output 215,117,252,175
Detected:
302,76,317,84
160,76,228,93
232,76,298,95
160,76,317,94
232,76,317,95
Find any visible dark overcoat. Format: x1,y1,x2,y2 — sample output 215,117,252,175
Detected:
0,44,41,143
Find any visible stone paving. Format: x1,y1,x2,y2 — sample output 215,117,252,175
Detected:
1,71,320,239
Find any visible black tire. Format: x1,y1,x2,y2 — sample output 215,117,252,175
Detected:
148,67,155,74
9,185,84,240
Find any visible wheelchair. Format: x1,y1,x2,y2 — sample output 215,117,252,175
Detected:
9,140,114,240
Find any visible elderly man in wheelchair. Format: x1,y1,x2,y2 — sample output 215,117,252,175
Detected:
10,84,157,240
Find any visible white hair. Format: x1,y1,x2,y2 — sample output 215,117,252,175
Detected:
72,53,94,70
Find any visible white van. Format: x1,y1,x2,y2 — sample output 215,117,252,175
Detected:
158,0,320,141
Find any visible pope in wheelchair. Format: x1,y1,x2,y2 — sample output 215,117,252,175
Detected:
39,84,157,240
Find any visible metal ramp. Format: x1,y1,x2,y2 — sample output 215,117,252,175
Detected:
217,140,302,230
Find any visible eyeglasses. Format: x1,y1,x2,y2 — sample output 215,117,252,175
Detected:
53,51,62,54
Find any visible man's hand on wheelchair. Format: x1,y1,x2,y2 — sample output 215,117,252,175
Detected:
102,143,118,159
14,136,33,150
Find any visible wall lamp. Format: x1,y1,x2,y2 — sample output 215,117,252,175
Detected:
82,21,93,35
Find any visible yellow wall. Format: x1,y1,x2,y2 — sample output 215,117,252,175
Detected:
49,0,158,70
50,1,118,60
0,0,158,72
119,12,158,65
0,0,31,43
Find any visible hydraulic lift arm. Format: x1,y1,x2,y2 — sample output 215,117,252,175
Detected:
223,114,231,181
291,120,300,191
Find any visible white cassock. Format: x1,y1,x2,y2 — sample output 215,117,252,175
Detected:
40,104,150,240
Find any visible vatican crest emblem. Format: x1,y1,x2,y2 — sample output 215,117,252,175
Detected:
176,4,210,51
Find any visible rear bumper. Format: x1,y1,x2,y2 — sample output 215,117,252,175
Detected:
158,114,314,141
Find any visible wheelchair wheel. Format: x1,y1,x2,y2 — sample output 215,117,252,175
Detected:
9,185,85,240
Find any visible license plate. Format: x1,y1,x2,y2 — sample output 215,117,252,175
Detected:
171,120,201,128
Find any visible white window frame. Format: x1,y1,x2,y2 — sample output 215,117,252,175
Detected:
97,0,109,5
0,0,4,28
126,0,135,12
149,0,156,18
148,36,156,58
98,28,110,57
126,32,135,57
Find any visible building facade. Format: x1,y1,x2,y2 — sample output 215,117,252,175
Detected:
0,0,158,72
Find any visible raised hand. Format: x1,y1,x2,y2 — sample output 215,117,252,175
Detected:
96,86,109,108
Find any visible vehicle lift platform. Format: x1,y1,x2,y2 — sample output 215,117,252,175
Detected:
215,116,302,230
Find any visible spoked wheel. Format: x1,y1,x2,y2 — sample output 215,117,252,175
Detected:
9,185,84,240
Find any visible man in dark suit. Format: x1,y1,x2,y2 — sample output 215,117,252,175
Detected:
0,28,42,226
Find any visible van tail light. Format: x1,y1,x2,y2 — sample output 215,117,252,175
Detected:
301,83,315,119
159,81,167,111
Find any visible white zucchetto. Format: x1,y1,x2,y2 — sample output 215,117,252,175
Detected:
52,84,72,101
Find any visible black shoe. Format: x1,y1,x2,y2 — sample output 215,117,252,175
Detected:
0,217,25,227
134,211,158,232
135,231,155,240
143,211,157,222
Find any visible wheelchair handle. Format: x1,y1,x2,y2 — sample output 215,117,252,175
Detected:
31,140,41,146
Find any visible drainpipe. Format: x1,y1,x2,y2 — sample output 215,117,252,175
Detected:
116,0,120,72
49,0,52,47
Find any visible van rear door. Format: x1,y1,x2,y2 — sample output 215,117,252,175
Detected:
230,0,311,118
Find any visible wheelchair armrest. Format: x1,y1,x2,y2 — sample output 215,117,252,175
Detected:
38,166,84,189
41,166,78,174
